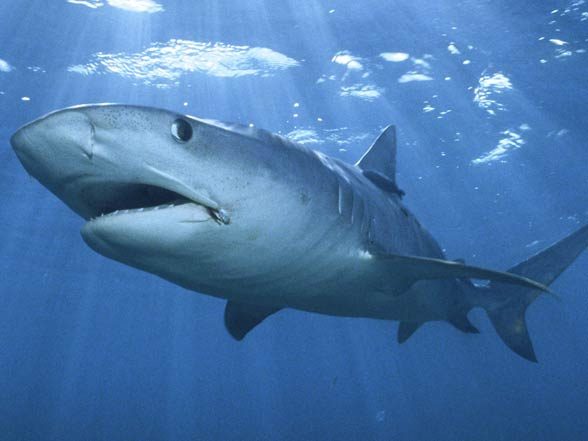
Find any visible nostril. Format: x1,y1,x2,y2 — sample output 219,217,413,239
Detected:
82,123,95,160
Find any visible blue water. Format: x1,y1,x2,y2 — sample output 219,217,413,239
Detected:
1,1,588,440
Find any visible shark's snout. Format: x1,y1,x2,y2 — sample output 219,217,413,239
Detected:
10,124,36,167
10,126,27,154
11,121,44,177
10,110,95,184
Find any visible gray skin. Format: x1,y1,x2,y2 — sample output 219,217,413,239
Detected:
10,105,550,333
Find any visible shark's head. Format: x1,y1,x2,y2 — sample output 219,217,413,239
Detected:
11,104,306,294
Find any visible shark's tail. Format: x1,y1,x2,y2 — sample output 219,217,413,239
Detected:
469,224,588,362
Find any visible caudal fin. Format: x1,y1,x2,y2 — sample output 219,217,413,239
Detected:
480,224,588,362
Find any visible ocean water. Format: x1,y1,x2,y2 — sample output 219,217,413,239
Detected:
1,1,588,440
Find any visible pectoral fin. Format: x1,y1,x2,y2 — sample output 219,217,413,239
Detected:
397,321,423,343
374,253,552,294
224,301,282,341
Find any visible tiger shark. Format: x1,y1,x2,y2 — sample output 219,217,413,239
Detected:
10,104,588,362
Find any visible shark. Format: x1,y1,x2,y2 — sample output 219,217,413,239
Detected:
10,104,588,362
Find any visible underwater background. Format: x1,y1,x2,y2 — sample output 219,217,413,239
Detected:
1,1,588,440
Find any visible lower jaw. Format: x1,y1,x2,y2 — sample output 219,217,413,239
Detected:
80,202,217,264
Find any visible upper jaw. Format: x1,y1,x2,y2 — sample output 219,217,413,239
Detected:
12,124,231,225
11,105,232,225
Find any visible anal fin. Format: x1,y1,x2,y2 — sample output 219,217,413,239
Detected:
448,315,480,334
224,301,282,341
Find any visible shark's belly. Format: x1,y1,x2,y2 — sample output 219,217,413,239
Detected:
283,279,456,322
196,243,454,323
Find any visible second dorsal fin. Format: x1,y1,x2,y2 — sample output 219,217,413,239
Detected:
357,125,403,197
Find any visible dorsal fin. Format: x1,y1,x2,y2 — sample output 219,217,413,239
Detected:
356,125,403,197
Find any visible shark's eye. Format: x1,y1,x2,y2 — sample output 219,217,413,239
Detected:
171,118,193,143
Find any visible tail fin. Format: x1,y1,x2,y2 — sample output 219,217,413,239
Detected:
477,224,588,362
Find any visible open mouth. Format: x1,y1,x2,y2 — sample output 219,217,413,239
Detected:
83,183,230,224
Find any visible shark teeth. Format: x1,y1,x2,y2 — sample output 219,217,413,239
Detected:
90,201,230,225
98,203,176,218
